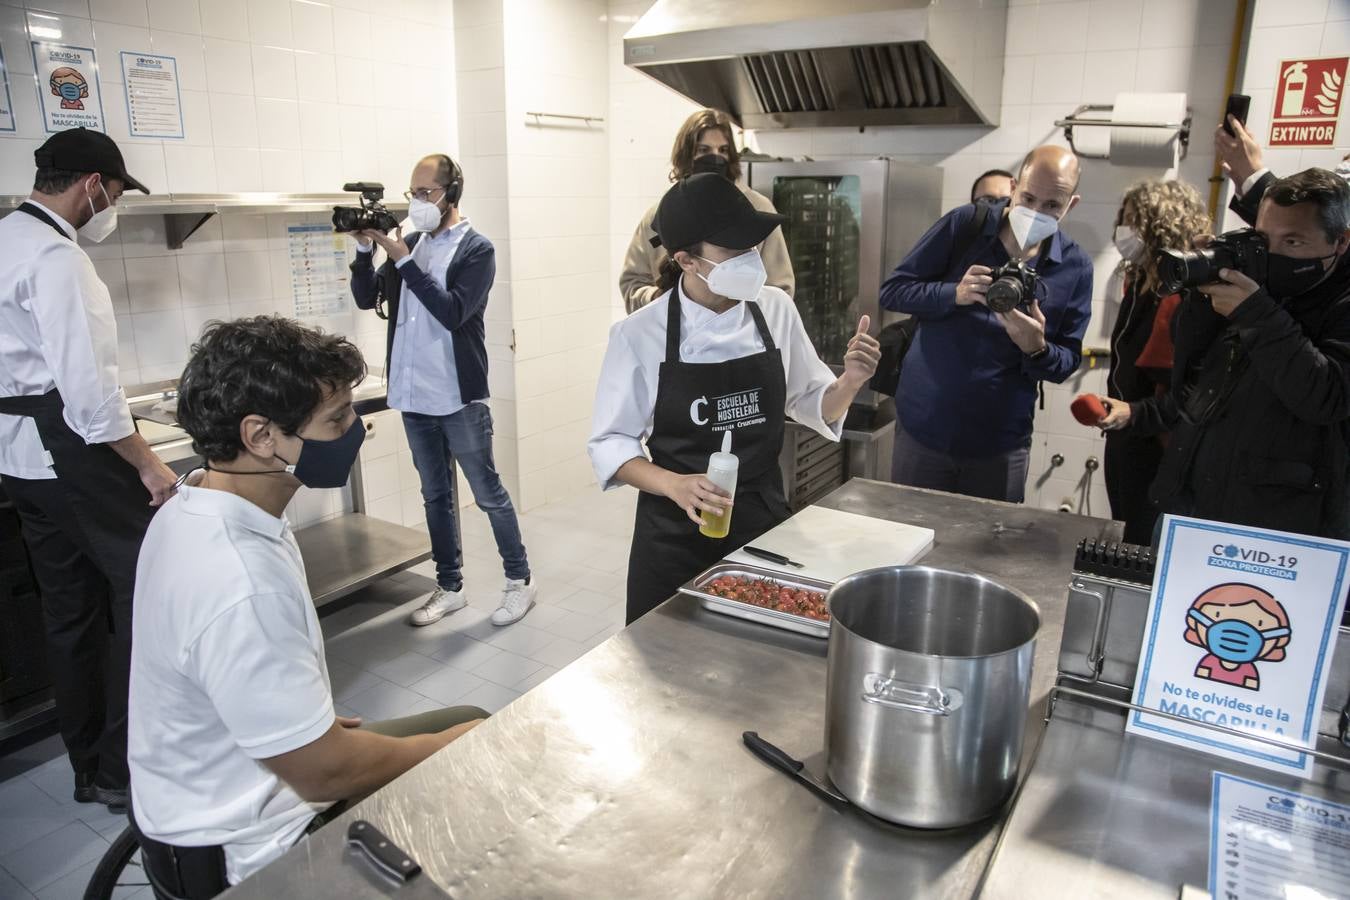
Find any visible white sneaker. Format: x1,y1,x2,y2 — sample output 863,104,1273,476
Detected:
408,587,467,626
491,578,536,626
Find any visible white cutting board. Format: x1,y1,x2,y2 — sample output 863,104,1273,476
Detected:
725,506,934,583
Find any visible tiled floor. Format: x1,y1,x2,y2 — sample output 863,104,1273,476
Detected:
0,486,637,899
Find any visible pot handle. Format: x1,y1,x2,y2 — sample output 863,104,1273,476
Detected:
862,674,963,715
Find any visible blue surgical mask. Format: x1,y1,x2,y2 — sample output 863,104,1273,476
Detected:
1188,609,1289,664
59,82,81,101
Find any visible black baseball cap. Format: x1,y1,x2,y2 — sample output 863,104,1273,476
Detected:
34,127,150,194
650,172,785,252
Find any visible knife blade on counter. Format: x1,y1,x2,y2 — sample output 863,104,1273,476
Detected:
743,546,805,568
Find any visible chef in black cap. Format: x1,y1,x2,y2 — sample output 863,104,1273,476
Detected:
0,127,172,812
589,173,881,623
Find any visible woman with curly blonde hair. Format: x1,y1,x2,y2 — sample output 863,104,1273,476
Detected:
1103,179,1210,543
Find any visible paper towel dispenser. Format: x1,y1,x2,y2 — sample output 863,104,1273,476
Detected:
1055,94,1193,166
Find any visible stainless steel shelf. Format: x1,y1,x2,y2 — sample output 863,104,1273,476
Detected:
295,513,432,607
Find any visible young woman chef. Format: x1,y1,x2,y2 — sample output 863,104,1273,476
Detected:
588,173,881,623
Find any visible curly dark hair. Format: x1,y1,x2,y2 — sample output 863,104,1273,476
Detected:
176,316,366,463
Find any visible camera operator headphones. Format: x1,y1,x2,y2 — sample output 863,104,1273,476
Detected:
435,154,464,207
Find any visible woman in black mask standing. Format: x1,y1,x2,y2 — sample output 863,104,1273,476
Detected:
591,174,880,623
619,108,794,313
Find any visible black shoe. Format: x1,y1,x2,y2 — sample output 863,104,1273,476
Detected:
73,771,98,804
94,785,128,812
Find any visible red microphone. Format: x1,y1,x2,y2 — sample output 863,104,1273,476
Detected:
1070,394,1108,427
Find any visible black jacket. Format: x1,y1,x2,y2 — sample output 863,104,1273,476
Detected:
1228,170,1276,226
349,228,496,404
1128,253,1350,538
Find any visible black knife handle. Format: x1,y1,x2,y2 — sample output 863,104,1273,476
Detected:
742,731,804,776
744,546,791,566
347,820,422,883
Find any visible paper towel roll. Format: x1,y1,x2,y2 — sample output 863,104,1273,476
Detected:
1109,92,1188,168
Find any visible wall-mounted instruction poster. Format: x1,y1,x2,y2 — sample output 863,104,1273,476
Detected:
31,41,104,133
121,52,184,139
288,224,349,319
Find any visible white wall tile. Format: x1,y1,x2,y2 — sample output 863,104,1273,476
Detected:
149,29,206,92
90,0,148,28
301,149,343,192
198,0,248,42
291,0,333,54
132,308,188,365
259,148,304,190
163,144,218,192
1253,0,1330,27
331,7,371,58
298,100,341,150
334,55,374,105
181,302,229,341
208,91,258,147
294,50,337,102
179,89,214,144
225,250,272,301
176,251,228,305
147,0,199,34
120,143,169,193
251,44,296,98
246,0,291,46
203,37,254,94
1085,0,1143,52
255,96,301,148
126,254,181,311
94,257,130,314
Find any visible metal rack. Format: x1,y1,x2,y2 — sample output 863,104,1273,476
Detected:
0,193,409,250
1054,102,1193,161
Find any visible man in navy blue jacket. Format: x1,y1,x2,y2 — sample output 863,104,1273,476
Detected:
880,146,1093,502
351,154,535,627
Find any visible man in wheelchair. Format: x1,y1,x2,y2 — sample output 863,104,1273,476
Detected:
127,316,487,895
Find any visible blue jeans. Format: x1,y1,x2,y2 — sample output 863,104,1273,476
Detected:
401,403,529,590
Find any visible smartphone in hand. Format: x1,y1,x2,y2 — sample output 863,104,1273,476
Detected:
1223,94,1251,136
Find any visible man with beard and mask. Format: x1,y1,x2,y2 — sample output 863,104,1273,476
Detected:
879,145,1094,503
0,127,177,812
620,108,793,313
129,317,486,891
350,153,535,628
1101,168,1350,540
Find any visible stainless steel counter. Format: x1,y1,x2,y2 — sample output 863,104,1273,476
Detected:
222,481,1120,899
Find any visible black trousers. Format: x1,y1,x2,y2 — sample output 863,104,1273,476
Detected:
1104,432,1165,547
2,471,150,789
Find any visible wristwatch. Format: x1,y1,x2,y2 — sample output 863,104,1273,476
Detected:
1025,344,1050,362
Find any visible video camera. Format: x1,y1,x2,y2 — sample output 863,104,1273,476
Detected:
986,260,1040,313
332,182,399,234
1156,228,1268,294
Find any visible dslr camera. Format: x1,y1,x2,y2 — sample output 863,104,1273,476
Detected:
986,260,1040,313
1156,228,1268,294
332,182,399,234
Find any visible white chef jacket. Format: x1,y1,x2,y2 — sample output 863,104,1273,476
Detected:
589,280,842,490
0,200,134,480
129,473,335,885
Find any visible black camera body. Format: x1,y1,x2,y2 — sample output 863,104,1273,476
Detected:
332,182,399,234
1156,228,1268,294
986,260,1040,313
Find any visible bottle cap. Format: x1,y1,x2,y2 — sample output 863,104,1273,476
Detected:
721,431,732,454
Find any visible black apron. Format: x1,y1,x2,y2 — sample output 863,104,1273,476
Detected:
626,287,790,623
0,202,154,600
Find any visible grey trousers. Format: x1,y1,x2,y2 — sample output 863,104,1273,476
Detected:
891,424,1031,504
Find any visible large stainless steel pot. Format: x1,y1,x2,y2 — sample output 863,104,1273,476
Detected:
824,566,1040,828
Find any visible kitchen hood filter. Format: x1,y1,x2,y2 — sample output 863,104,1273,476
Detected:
742,43,946,116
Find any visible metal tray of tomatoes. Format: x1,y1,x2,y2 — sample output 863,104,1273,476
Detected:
678,562,833,639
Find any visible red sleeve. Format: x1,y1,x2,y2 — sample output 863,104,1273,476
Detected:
1134,293,1182,375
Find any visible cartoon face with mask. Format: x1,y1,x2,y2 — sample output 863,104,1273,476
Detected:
50,67,89,110
1183,583,1291,692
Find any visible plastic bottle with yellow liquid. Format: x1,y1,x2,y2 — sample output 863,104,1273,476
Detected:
699,430,738,539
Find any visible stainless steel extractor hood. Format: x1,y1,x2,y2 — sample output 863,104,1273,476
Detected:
623,0,1005,129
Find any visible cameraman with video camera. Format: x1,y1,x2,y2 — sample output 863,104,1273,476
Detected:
346,155,536,627
1100,168,1350,540
878,145,1094,503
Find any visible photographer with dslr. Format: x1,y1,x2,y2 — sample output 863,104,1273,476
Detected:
348,155,536,627
879,145,1093,502
1101,169,1350,539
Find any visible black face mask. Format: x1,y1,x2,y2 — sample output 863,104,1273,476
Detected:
691,154,730,179
1266,250,1338,299
277,416,366,488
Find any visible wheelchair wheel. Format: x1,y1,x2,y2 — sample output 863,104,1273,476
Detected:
83,824,149,900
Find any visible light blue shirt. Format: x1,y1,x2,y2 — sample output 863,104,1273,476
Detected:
387,219,473,416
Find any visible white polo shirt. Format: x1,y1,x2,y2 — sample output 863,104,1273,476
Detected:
129,474,335,884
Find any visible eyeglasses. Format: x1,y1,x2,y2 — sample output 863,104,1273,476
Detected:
403,187,446,203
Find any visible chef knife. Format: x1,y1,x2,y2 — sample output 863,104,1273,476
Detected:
742,731,848,805
346,820,450,898
742,546,805,568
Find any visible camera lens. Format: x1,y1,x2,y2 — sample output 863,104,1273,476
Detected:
986,276,1023,313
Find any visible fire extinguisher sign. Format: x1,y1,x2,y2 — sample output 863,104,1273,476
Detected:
1269,56,1348,147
